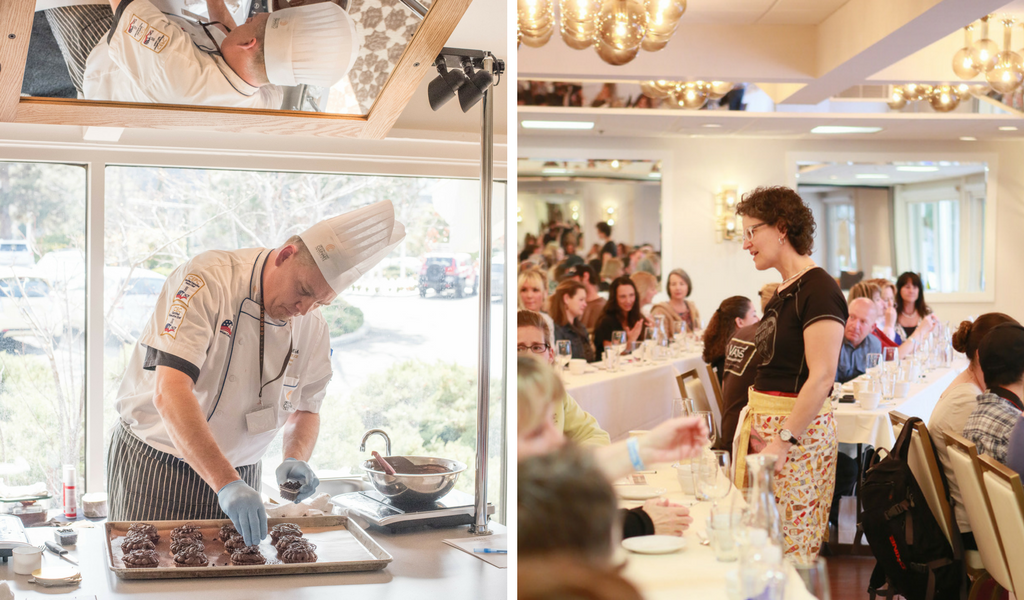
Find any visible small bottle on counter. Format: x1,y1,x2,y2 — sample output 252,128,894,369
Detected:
62,464,77,519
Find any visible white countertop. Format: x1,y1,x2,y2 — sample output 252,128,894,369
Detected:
1,520,506,599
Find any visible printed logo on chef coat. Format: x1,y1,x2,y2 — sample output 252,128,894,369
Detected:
139,25,170,53
125,15,149,41
161,304,188,339
220,319,233,337
173,274,205,306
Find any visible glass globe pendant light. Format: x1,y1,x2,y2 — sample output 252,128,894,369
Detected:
594,0,647,65
641,0,686,52
518,0,555,47
559,0,600,49
952,25,980,79
670,81,710,109
928,85,960,112
973,16,1000,73
887,85,908,109
708,81,733,99
986,17,1024,94
902,83,933,101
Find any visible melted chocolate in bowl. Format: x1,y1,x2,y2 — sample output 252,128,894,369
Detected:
391,464,451,475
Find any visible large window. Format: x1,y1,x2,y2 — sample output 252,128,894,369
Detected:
102,167,506,505
0,162,86,498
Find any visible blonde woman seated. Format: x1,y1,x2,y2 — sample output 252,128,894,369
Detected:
598,257,624,292
519,268,554,342
629,271,659,320
547,281,597,362
518,354,706,537
652,268,701,334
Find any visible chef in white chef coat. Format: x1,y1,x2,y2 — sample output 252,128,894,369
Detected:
108,200,404,546
83,0,359,108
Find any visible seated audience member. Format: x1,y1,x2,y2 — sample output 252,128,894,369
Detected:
518,554,643,600
519,269,554,342
548,281,597,362
895,271,939,342
835,298,882,383
963,323,1024,464
852,279,933,357
717,284,776,452
930,313,1018,548
519,444,620,565
654,268,700,333
568,264,606,331
519,243,538,264
634,251,660,277
592,277,646,356
701,296,758,385
629,271,659,319
599,258,623,292
561,233,585,268
1007,415,1024,474
518,311,609,446
517,356,703,538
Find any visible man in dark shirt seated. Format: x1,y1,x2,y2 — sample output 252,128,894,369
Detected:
835,298,882,384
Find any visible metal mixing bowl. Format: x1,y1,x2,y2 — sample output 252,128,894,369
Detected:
360,456,467,507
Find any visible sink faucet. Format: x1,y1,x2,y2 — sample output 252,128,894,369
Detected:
359,429,392,457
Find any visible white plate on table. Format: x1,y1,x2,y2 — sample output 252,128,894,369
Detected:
616,486,667,500
621,535,687,554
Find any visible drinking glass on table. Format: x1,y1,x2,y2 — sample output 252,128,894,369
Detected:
865,353,882,380
626,341,644,366
611,330,626,352
793,557,831,600
882,347,899,374
697,450,732,509
555,341,572,373
604,344,621,372
673,398,695,418
694,410,716,448
881,370,897,403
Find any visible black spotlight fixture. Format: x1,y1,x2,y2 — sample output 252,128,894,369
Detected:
427,48,504,112
428,62,469,111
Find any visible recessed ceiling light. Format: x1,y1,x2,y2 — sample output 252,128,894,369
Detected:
896,166,939,172
960,136,977,141
811,126,883,135
702,123,722,128
829,175,838,180
521,120,595,130
999,126,1018,131
855,174,889,179
648,173,662,178
542,168,568,174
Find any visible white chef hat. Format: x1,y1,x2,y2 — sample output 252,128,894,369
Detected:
298,200,406,294
263,3,360,88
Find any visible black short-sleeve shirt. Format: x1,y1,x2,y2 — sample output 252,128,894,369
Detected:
753,267,847,394
601,241,617,258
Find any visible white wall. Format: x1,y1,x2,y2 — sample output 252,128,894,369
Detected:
521,136,1024,326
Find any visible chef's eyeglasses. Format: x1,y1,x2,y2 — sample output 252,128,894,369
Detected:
742,222,769,242
517,343,550,355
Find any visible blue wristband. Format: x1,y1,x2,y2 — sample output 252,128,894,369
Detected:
627,436,645,471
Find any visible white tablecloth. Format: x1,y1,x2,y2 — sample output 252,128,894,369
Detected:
564,353,716,442
832,360,965,449
616,464,815,600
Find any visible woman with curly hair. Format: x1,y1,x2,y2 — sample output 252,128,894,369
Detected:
735,186,847,562
701,296,758,384
548,280,596,362
895,271,937,343
592,276,645,356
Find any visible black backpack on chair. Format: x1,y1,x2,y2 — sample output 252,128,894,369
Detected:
858,417,965,600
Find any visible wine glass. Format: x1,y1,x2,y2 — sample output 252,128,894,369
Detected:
882,347,899,374
865,353,882,380
694,410,716,448
555,340,572,373
697,450,733,511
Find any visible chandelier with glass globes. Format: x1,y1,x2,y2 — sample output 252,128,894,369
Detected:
640,80,733,109
517,0,687,65
949,15,1024,95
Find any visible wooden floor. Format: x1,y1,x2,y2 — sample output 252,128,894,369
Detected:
826,555,877,600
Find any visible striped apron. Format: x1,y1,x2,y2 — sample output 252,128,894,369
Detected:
733,388,838,562
107,420,261,521
44,5,113,96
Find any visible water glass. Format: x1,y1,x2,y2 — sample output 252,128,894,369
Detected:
707,512,741,562
611,330,626,349
792,557,831,600
673,397,694,418
626,341,644,365
694,410,716,448
881,371,896,402
865,353,882,379
555,340,572,373
882,347,899,373
605,345,621,372
697,450,733,509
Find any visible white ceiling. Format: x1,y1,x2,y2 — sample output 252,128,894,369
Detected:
392,0,508,138
681,0,853,25
795,161,987,186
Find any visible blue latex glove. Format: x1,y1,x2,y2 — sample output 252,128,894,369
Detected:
275,458,320,503
216,480,267,546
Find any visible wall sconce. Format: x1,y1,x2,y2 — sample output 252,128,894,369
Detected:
714,185,742,242
604,205,616,226
517,205,523,223
570,202,580,222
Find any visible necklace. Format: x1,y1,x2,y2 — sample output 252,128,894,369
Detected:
901,308,917,317
781,263,814,286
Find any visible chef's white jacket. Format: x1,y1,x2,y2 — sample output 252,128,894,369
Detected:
83,0,284,109
115,248,333,467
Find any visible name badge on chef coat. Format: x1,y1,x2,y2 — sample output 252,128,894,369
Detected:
245,406,277,434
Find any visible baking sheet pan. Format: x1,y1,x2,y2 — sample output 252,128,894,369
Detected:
105,516,392,579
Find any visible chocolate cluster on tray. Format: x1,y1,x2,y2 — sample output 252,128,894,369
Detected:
127,522,160,543
230,545,267,566
122,548,159,568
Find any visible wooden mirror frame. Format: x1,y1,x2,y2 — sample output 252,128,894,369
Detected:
0,0,471,138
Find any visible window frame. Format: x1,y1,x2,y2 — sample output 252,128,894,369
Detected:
0,142,506,515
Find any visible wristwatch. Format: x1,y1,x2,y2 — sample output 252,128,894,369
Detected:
779,429,800,446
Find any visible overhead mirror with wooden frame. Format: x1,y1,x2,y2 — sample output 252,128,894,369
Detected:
1,0,471,138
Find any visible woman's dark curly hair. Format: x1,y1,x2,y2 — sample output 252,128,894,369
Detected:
702,296,753,365
602,276,643,328
735,186,816,255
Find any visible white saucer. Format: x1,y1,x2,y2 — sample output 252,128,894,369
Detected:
622,535,687,554
616,485,667,500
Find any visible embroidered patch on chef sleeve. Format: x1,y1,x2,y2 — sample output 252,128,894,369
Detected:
161,304,188,339
125,15,149,41
139,25,170,53
173,274,205,306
